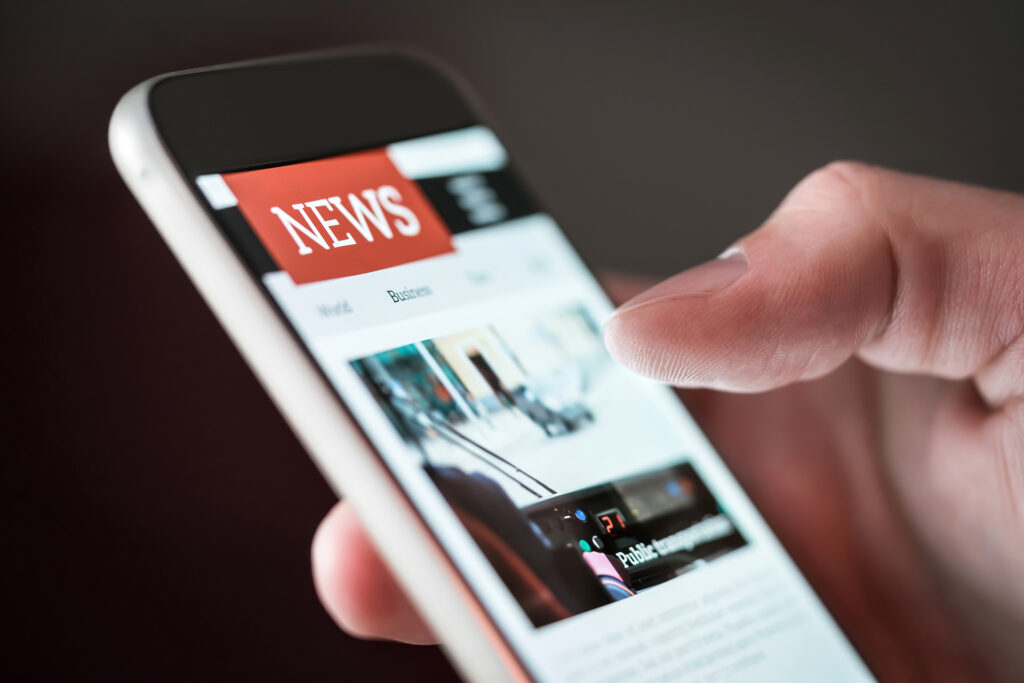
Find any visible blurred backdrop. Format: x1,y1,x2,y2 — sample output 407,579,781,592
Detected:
5,1,1024,680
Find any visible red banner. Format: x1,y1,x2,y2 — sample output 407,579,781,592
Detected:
223,149,454,284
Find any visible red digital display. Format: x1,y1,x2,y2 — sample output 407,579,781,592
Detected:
597,508,628,537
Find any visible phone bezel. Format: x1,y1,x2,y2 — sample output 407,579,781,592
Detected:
150,50,478,177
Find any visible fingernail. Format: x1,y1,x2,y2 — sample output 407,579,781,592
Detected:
616,248,748,313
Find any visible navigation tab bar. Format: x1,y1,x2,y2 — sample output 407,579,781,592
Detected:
262,214,587,340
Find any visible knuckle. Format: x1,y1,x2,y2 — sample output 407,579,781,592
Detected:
815,159,876,185
783,160,882,214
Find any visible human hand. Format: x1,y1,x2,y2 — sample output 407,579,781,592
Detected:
313,163,1024,681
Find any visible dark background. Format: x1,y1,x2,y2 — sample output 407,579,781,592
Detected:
5,1,1024,680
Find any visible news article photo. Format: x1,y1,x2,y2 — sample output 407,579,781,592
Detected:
351,304,747,627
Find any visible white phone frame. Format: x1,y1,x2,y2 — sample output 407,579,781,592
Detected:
110,76,527,683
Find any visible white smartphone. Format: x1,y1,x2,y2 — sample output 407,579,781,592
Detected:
110,50,876,682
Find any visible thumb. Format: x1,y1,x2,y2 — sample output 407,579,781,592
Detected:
604,161,1024,401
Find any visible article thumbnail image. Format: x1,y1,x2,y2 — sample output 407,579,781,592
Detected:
350,305,747,626
351,305,606,503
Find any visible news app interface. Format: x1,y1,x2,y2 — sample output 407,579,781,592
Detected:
196,127,873,682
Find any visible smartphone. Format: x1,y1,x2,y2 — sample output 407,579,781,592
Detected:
110,50,876,682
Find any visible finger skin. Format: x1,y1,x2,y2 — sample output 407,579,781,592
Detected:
606,162,1024,678
312,500,436,645
604,162,1024,400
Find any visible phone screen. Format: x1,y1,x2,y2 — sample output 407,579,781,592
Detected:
193,126,873,681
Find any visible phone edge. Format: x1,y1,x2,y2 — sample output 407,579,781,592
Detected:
109,77,528,683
